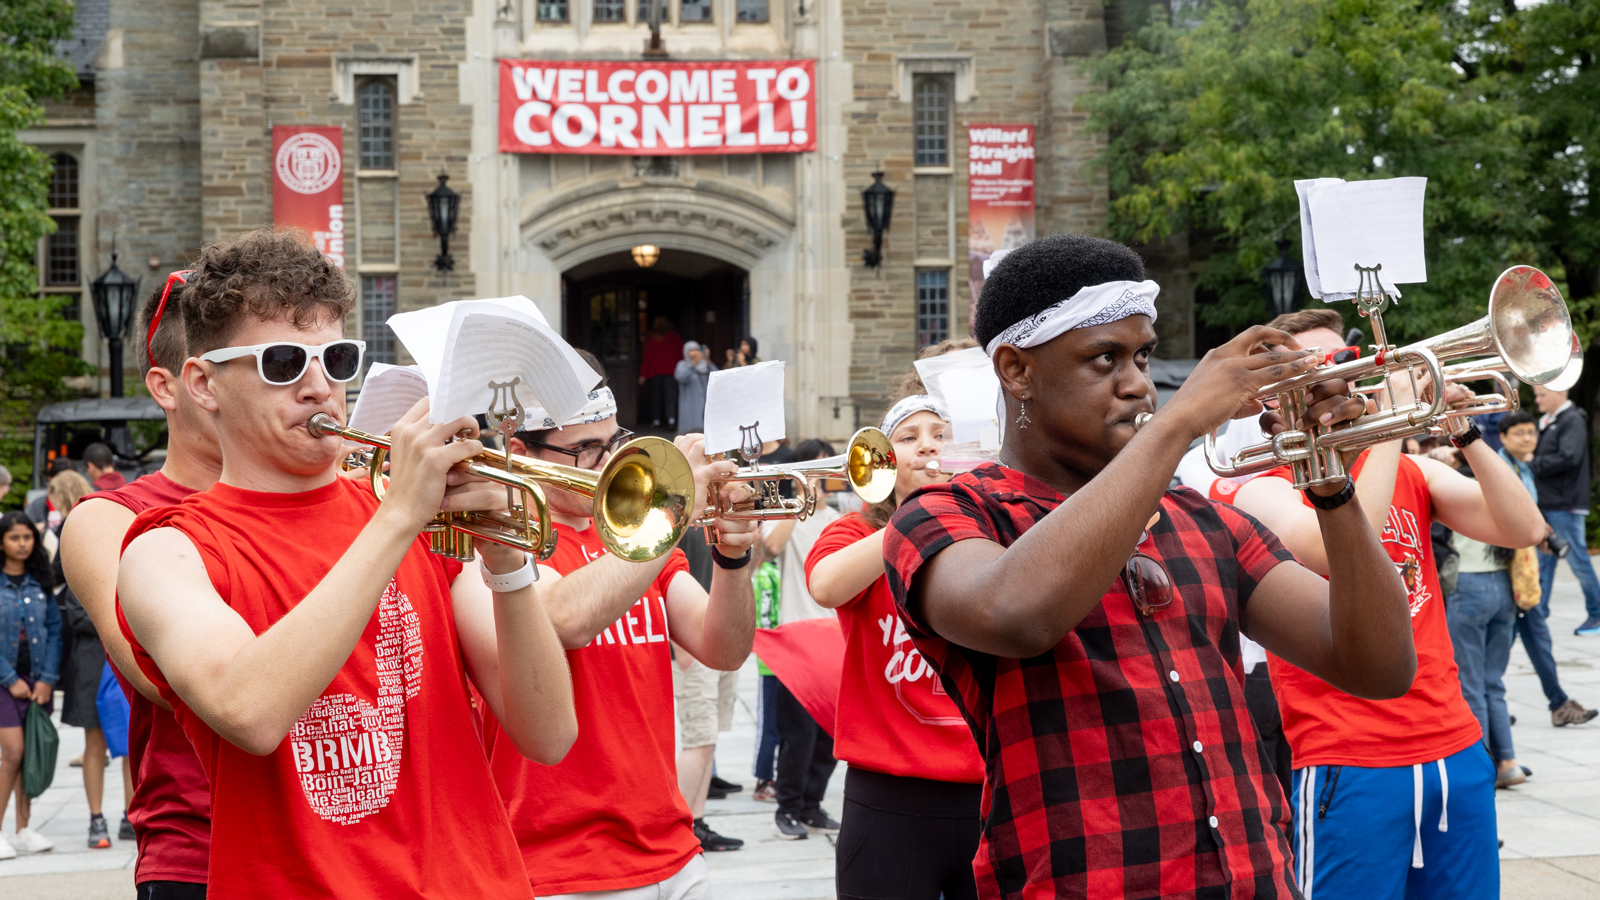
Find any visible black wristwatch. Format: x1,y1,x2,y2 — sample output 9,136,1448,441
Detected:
712,547,752,570
1304,478,1356,511
1450,423,1483,450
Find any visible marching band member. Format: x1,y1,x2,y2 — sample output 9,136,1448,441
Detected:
806,394,985,900
1228,313,1545,900
494,373,758,899
116,231,576,899
60,271,219,898
882,234,1415,899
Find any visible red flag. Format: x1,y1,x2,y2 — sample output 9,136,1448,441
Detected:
752,618,844,737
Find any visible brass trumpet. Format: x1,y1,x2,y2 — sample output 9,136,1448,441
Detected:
698,427,897,541
1204,265,1573,489
308,413,694,563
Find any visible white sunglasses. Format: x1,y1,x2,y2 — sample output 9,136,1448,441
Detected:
199,340,366,385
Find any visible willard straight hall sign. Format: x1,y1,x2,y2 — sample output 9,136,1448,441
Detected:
498,59,816,155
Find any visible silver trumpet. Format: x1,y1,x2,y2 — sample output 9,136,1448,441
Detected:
1204,265,1574,489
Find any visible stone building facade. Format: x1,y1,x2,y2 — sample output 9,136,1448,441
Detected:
30,0,1196,442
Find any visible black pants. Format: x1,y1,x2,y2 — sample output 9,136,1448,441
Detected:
646,374,677,426
138,882,206,900
1245,665,1292,801
836,767,982,900
774,680,835,815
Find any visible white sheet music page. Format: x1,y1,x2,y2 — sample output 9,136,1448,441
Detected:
1305,177,1427,295
703,361,787,455
348,363,429,435
386,295,551,388
429,301,600,425
1295,177,1345,300
913,348,1002,448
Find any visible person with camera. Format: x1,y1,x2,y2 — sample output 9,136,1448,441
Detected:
1497,411,1597,726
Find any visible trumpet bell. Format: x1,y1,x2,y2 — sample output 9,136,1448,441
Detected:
593,436,695,562
846,428,898,504
1488,265,1574,385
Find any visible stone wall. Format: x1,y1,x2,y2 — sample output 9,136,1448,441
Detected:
840,0,1110,422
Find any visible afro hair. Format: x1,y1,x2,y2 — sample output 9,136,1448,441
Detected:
974,234,1146,349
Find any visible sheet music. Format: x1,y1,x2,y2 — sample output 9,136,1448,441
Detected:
1295,177,1344,300
348,363,429,435
703,361,787,455
913,348,1002,448
386,295,550,387
430,302,600,425
1305,177,1427,295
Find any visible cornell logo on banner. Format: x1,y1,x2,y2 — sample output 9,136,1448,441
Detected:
275,132,342,195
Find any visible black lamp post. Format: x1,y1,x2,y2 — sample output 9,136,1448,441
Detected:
427,173,460,272
91,250,141,398
1264,238,1301,318
861,171,895,268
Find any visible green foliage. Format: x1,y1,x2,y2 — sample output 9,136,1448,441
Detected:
1084,0,1579,345
0,0,86,508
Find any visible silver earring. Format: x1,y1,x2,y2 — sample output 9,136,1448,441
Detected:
1016,400,1032,429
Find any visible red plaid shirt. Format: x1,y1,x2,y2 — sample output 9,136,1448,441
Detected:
884,464,1303,900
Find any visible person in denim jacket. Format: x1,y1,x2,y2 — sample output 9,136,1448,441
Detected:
1,510,62,858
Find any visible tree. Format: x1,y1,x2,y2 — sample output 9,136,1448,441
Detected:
0,0,87,509
1085,0,1540,345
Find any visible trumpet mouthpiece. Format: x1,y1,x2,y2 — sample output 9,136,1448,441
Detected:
923,461,942,474
307,413,343,438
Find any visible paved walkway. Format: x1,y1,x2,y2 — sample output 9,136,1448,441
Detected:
4,570,1598,898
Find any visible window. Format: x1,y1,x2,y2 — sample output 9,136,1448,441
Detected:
680,0,713,21
913,78,950,167
637,0,659,22
362,275,397,365
916,270,950,348
593,0,626,22
735,0,768,20
48,152,78,208
358,80,395,170
46,217,79,287
537,0,569,21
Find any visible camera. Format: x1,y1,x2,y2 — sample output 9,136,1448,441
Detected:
1543,531,1571,559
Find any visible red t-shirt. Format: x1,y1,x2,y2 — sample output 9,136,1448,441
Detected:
117,478,534,900
94,471,210,885
1263,453,1483,767
805,513,983,783
483,520,698,895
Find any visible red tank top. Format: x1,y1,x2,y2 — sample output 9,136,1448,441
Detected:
1262,453,1483,767
96,471,210,884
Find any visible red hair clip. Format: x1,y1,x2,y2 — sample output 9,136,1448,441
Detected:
146,270,193,369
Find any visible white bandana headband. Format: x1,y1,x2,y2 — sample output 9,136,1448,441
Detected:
983,280,1161,357
523,386,618,431
882,395,951,436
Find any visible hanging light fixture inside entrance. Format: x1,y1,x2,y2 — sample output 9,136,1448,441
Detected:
632,244,660,268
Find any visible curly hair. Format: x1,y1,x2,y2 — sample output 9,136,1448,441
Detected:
179,230,355,358
974,234,1145,349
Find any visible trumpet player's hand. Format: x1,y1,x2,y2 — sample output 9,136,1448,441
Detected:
1163,326,1326,441
439,468,513,513
1259,376,1368,438
674,433,741,518
709,506,761,560
381,399,486,533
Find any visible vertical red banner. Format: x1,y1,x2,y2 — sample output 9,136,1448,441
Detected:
271,126,346,268
967,124,1036,324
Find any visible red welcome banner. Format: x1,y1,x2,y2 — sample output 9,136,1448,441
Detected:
271,126,346,268
498,59,816,155
967,124,1036,320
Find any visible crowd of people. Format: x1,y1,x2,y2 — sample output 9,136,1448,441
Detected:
0,227,1594,900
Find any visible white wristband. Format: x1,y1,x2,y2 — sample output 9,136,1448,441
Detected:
480,554,538,593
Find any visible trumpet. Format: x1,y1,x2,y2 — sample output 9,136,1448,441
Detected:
308,413,694,563
1203,265,1573,489
697,427,897,541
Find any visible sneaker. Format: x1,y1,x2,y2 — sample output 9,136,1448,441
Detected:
1553,699,1599,726
798,808,842,834
710,775,745,794
1576,616,1600,636
752,779,777,802
0,837,15,860
1496,762,1527,789
119,816,135,841
12,827,52,853
88,815,111,849
706,785,729,801
693,818,743,852
774,811,809,840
